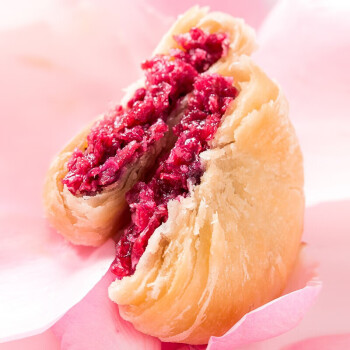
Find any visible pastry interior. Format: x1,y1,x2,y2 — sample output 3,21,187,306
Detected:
111,73,238,278
62,27,240,277
62,28,229,196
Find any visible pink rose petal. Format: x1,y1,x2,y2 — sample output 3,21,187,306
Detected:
251,200,350,349
52,244,320,350
204,243,321,349
0,212,114,342
206,282,321,350
53,271,161,350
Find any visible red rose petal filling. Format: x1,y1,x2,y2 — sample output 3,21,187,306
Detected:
62,28,229,195
111,74,238,279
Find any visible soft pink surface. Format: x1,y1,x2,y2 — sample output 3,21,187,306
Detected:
283,334,350,350
0,215,114,342
53,271,161,350
0,0,171,343
1,0,350,349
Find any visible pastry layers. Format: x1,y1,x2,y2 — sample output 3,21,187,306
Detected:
44,6,304,345
43,6,255,246
108,37,304,345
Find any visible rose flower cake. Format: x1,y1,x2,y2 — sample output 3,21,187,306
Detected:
44,6,304,345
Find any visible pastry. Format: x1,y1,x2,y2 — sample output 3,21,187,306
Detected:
43,6,255,246
44,6,304,345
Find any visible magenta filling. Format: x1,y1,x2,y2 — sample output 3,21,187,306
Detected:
111,74,238,279
62,28,229,195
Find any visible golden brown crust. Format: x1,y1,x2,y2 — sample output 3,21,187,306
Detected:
43,6,256,246
108,55,304,344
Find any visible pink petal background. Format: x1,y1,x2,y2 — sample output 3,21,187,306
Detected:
53,271,161,350
1,0,350,349
0,215,114,342
0,0,170,343
254,0,350,206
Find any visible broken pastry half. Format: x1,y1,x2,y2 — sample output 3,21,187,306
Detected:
44,6,304,345
43,6,255,246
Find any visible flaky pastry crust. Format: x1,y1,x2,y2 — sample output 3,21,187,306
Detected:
108,13,304,344
44,6,303,343
43,6,255,246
